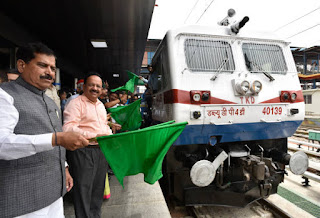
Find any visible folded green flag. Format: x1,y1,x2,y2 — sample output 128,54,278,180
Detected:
107,99,142,131
97,121,188,187
111,71,142,93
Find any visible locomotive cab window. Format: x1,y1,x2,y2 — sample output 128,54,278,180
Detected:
184,39,235,72
242,43,287,74
150,47,170,94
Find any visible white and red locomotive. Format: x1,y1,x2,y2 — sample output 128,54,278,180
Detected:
148,12,308,206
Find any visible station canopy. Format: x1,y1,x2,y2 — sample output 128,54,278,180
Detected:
0,0,155,88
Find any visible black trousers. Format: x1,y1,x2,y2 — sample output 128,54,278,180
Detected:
67,147,108,218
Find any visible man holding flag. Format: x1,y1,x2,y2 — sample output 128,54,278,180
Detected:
63,72,112,218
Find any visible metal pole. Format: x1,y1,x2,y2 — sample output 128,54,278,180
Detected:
303,51,307,74
54,68,61,90
288,138,320,149
286,166,320,183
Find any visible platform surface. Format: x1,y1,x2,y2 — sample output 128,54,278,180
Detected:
264,169,320,218
64,173,171,218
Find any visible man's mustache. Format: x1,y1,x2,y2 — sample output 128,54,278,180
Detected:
40,74,54,80
90,90,99,93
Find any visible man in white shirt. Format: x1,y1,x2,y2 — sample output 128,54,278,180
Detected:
45,83,61,110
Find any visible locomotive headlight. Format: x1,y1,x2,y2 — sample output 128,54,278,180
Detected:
241,81,250,92
251,80,262,94
193,93,201,102
235,80,250,95
291,93,297,102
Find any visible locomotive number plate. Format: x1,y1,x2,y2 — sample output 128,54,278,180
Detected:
261,106,283,115
203,104,287,123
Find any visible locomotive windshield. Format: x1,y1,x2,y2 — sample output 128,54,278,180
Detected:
242,43,287,74
184,39,235,73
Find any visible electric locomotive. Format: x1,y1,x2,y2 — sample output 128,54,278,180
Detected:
148,10,308,207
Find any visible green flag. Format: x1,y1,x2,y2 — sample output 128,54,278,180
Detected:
97,121,188,187
111,71,142,93
107,99,142,131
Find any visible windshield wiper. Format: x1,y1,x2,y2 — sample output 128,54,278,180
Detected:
252,63,275,82
210,57,229,81
261,70,275,81
244,54,275,82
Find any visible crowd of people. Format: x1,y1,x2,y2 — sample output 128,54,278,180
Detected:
0,42,149,218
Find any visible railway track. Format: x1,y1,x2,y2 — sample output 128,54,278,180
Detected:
184,198,291,218
295,125,320,137
299,125,320,132
256,199,291,218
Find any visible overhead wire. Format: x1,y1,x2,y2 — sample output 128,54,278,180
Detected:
196,0,216,23
184,0,201,24
274,7,320,32
286,24,319,39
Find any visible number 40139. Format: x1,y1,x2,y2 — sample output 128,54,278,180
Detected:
262,107,282,115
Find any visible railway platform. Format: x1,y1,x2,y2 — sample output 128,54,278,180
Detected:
269,170,320,218
64,174,171,218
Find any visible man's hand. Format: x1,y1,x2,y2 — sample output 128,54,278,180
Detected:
120,94,127,104
112,123,121,133
53,132,89,151
65,167,73,192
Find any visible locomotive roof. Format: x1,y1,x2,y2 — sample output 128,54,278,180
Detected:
165,25,288,44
